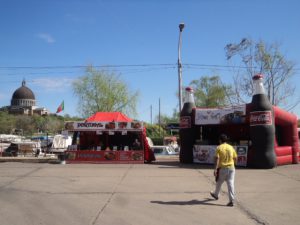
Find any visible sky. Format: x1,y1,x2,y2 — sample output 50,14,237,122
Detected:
0,0,299,123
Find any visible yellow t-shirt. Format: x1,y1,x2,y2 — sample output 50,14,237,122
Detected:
215,143,237,168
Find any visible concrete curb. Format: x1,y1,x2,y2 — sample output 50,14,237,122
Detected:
0,156,60,163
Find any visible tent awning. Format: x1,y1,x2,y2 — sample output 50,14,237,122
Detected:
85,112,133,122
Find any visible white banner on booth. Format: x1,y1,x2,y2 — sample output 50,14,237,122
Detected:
193,145,217,164
193,145,248,167
67,121,143,131
195,105,246,125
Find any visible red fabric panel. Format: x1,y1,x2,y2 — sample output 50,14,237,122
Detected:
142,127,155,163
276,155,293,165
273,106,299,164
275,146,292,157
86,112,133,122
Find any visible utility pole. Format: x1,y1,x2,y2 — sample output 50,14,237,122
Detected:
159,98,161,137
150,105,153,125
178,22,185,113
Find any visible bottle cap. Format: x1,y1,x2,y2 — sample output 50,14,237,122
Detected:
252,74,265,95
185,87,194,92
253,74,263,80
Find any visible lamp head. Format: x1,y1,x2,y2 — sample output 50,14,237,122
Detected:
179,23,185,31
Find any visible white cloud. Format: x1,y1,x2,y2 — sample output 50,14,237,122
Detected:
0,93,6,100
65,13,94,24
32,77,74,91
37,33,55,43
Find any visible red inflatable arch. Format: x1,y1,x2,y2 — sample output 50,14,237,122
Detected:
273,106,299,165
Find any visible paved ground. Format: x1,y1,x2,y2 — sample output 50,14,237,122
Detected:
0,156,299,225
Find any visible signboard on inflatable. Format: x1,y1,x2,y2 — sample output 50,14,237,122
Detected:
193,145,248,167
250,111,272,126
195,105,246,125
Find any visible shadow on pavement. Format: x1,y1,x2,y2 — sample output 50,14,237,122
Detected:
152,160,213,170
150,198,225,207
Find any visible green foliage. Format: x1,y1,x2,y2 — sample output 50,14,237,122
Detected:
145,124,167,139
0,112,81,136
154,112,179,124
72,65,139,118
151,137,164,145
190,75,233,107
0,111,16,134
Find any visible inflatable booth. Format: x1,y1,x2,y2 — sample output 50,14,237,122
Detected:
179,75,299,169
64,112,155,164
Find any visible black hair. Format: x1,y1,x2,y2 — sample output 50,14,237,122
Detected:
219,134,228,143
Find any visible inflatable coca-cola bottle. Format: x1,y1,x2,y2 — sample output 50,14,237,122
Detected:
249,74,276,168
179,87,196,163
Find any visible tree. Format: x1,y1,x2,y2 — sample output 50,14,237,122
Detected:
154,111,178,125
0,111,82,136
14,115,36,136
189,75,233,107
72,65,139,118
0,111,15,134
225,38,299,110
145,124,167,139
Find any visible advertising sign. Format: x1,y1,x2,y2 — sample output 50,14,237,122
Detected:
193,145,217,164
235,146,248,167
195,105,246,125
250,111,272,126
193,145,248,167
67,121,143,131
65,150,144,164
180,116,191,128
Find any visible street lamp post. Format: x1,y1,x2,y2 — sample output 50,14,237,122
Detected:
178,23,185,113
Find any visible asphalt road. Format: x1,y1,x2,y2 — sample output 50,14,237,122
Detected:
0,157,300,225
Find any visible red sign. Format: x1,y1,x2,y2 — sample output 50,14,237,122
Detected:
250,111,272,126
65,150,144,164
180,116,191,128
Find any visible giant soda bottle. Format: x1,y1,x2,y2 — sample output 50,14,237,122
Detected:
249,74,276,168
179,87,196,163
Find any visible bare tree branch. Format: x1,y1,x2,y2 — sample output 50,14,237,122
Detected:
225,38,298,111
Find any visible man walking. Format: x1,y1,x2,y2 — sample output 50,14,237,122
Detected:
210,134,237,207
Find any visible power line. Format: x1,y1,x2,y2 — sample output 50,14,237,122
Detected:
0,63,299,71
0,64,299,80
0,64,175,70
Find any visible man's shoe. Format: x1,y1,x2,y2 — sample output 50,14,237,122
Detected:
210,191,218,200
226,202,234,207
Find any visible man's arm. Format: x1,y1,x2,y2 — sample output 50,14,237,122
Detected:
214,156,219,177
232,147,238,165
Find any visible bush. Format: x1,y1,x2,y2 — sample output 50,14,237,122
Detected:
151,137,164,145
145,124,167,138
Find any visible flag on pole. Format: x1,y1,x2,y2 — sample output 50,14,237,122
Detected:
56,101,64,113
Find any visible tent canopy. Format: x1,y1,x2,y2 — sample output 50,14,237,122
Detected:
85,112,133,122
79,112,155,162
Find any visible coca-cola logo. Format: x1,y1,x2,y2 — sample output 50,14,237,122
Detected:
180,116,191,128
250,111,272,126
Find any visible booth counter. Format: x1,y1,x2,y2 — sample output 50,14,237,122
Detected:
64,118,154,164
66,150,144,164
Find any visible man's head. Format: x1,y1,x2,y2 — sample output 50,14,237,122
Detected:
219,134,228,143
